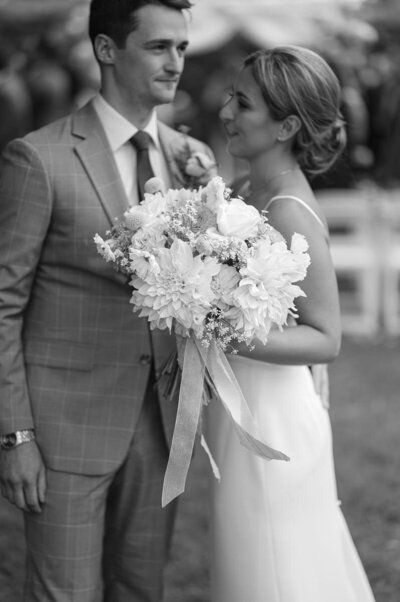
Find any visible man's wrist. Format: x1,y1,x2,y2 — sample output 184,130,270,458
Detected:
0,429,36,451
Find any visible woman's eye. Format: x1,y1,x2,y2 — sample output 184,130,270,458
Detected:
237,98,251,110
235,92,251,110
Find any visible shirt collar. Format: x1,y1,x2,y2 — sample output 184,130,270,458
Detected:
92,93,160,151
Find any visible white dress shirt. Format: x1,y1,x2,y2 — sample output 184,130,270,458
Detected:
92,94,171,205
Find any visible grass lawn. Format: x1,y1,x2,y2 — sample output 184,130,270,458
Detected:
1,337,399,602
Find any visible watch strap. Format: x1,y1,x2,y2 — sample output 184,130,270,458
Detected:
0,429,36,450
15,430,36,445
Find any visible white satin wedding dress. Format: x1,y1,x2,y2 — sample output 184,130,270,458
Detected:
204,196,376,602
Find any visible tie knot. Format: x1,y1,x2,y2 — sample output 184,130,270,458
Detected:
130,131,152,151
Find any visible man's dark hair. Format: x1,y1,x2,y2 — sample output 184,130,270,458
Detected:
89,0,192,48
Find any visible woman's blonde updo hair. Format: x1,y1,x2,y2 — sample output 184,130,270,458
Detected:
243,46,346,176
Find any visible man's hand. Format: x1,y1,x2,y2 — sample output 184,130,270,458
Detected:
0,441,46,513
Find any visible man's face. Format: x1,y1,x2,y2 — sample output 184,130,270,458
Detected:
110,4,189,111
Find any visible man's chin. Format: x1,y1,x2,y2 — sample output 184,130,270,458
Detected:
157,92,177,105
154,84,178,104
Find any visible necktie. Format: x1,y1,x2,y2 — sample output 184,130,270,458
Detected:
130,131,155,200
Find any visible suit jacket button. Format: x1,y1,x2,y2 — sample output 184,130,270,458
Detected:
139,354,152,365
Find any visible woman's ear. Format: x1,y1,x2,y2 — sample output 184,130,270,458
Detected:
94,34,115,65
277,115,301,142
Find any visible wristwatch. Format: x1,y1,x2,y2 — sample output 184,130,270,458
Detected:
0,429,36,451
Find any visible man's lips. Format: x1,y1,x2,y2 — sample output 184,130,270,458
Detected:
157,78,179,84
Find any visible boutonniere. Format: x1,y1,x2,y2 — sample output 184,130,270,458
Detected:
175,126,218,189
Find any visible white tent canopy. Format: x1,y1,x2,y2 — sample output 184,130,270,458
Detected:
186,0,375,55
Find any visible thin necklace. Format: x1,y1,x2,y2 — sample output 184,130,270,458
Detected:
250,166,299,194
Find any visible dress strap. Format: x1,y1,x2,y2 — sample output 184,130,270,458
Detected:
265,195,326,231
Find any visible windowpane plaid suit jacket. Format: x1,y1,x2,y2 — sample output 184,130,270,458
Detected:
0,99,214,475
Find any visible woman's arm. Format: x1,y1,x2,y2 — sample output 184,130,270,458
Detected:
236,196,341,365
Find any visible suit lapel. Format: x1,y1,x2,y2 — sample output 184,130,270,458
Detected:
158,122,186,188
72,102,129,226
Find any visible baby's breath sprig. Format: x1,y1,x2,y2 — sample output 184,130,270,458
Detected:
217,238,249,270
201,306,249,353
103,223,134,274
165,201,200,242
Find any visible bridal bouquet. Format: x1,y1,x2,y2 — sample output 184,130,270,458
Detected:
95,175,309,348
94,175,310,505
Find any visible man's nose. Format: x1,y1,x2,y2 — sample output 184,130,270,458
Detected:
165,48,183,73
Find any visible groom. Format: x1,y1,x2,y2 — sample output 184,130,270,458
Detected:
0,0,214,600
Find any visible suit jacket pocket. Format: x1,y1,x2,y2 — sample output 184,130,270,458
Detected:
24,338,94,371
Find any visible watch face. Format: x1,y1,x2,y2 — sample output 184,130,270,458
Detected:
1,433,17,449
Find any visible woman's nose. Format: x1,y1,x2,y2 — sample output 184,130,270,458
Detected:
219,99,233,123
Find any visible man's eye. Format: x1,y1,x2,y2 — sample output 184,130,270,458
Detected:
149,44,165,52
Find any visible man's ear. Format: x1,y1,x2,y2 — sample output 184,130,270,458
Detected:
94,34,115,65
277,115,301,142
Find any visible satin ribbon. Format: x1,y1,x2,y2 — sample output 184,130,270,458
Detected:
161,336,289,507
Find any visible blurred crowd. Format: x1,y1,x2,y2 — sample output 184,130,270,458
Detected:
1,0,400,189
0,0,98,150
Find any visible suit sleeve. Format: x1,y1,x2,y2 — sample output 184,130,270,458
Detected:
0,138,52,433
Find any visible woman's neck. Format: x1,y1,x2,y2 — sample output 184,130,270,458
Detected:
248,158,301,209
249,151,297,187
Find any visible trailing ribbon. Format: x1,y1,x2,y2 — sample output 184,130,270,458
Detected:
161,337,289,507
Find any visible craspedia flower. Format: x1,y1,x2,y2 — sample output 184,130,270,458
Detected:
144,177,164,194
124,207,145,231
195,235,213,256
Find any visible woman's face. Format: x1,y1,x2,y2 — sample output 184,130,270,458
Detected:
219,66,282,160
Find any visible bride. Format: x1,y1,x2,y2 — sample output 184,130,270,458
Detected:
204,46,376,602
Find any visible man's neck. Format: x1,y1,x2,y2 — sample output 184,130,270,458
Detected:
100,89,154,129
